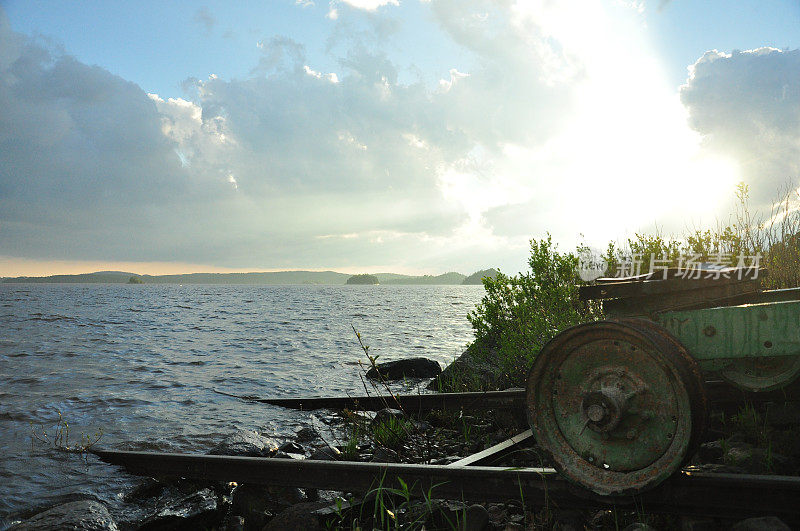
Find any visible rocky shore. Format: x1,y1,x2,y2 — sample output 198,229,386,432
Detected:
6,354,799,530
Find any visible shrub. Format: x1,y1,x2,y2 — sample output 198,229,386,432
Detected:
466,235,601,387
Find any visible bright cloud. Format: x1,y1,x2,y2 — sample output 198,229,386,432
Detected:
339,0,399,11
680,47,800,206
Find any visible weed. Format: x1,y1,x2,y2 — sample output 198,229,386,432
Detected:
30,410,103,457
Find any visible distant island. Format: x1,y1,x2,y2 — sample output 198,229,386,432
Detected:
461,268,499,285
346,274,379,285
1,269,498,285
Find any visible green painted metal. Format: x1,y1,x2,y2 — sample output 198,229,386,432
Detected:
719,356,800,392
658,300,800,361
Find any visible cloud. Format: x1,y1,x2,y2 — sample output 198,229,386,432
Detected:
193,7,215,33
5,4,795,274
0,6,513,271
680,47,800,205
337,0,399,12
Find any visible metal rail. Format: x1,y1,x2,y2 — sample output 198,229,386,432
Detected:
214,380,800,412
212,388,528,412
92,449,800,521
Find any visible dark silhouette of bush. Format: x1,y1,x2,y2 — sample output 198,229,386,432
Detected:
346,274,379,285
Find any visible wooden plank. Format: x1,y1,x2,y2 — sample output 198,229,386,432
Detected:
602,280,760,318
580,277,755,302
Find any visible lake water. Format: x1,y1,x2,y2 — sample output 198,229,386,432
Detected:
0,283,484,521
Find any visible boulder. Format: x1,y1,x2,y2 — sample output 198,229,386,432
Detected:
366,358,441,380
208,430,278,457
11,500,117,531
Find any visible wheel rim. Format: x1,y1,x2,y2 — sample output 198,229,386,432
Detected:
527,320,705,497
721,355,800,392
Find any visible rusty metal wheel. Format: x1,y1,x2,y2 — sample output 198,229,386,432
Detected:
526,320,707,497
721,355,800,392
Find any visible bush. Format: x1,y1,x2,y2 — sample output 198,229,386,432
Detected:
466,235,601,387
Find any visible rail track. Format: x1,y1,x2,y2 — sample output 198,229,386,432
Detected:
93,443,800,522
96,384,800,522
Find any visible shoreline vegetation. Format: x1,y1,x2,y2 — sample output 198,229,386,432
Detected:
1,268,499,286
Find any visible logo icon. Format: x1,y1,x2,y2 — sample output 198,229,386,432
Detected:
578,247,607,282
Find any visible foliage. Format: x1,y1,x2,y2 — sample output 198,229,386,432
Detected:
467,235,601,387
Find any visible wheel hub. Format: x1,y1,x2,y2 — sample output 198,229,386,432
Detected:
581,387,625,432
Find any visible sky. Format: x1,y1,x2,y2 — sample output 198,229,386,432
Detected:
0,0,799,276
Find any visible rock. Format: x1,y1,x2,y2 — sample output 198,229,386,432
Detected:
230,484,306,530
123,478,165,502
294,427,320,443
428,339,501,391
279,441,305,454
261,501,333,531
413,420,432,433
464,504,491,531
223,515,245,531
372,408,407,426
366,357,441,380
623,524,656,531
406,499,470,529
730,516,791,531
588,510,617,528
11,500,118,531
371,447,399,463
679,516,718,530
486,503,508,526
698,440,725,462
309,445,341,461
208,430,278,457
231,484,305,514
138,488,220,530
552,509,584,531
724,443,753,466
